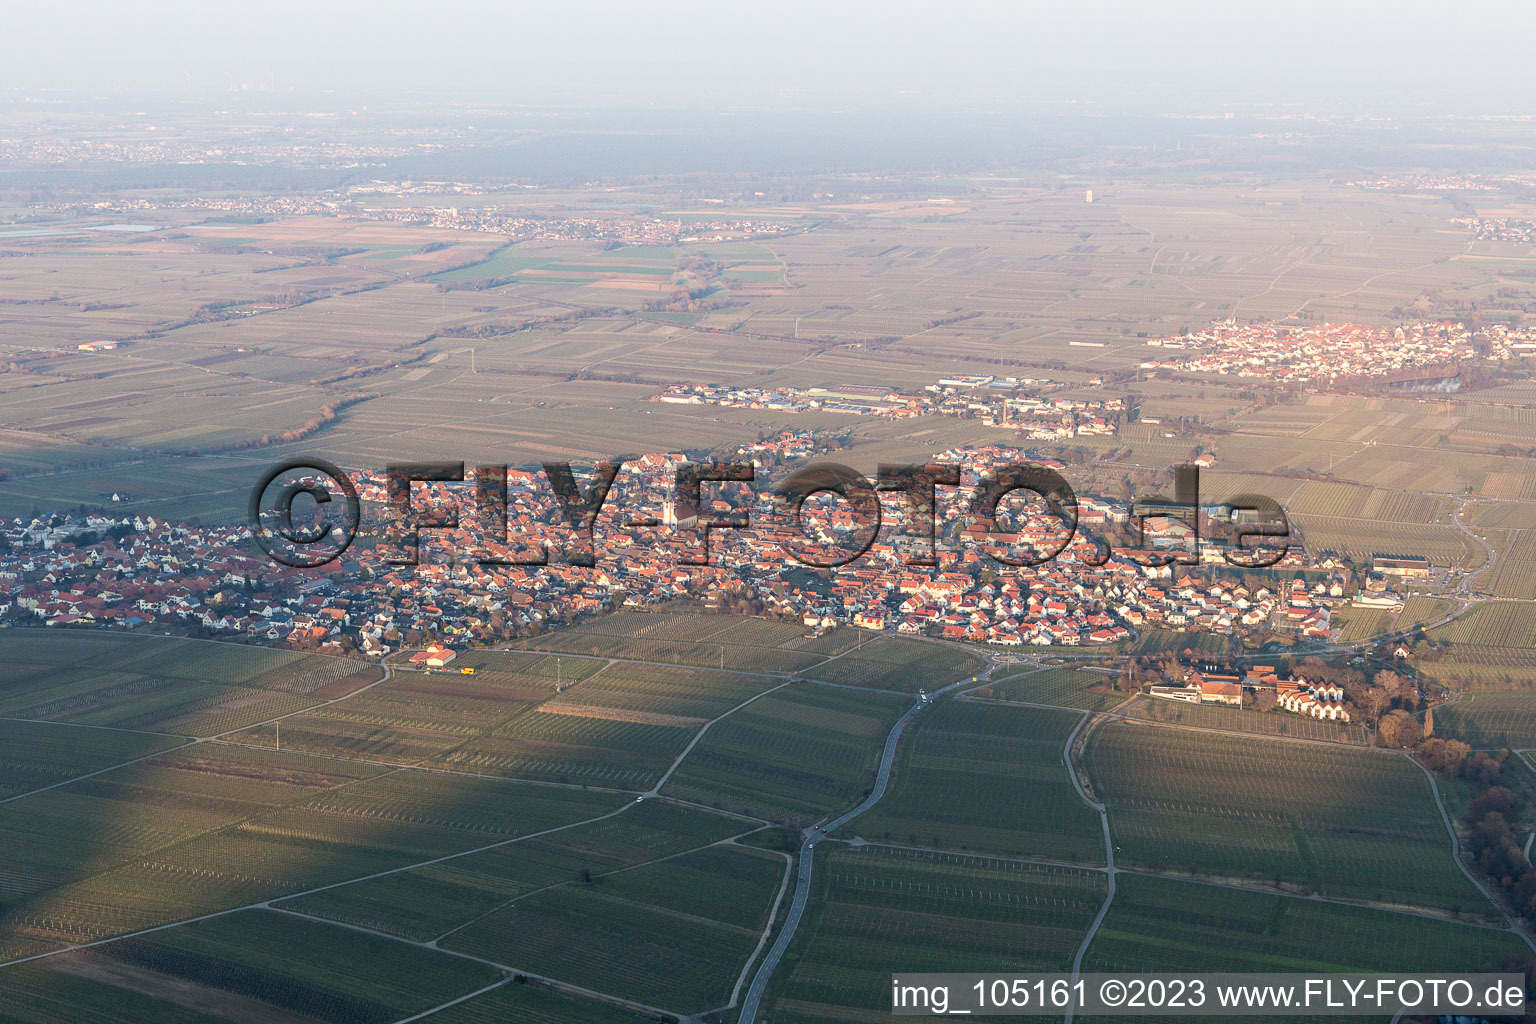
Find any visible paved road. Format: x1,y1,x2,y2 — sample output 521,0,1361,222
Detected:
1451,499,1498,596
1063,712,1115,1024
1403,753,1536,954
736,674,977,1024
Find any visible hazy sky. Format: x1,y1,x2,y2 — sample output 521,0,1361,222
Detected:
9,0,1536,111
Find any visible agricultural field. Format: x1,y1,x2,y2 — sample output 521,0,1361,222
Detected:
661,683,909,825
1397,594,1456,631
1432,692,1536,750
1291,516,1478,568
765,845,1105,1023
1286,481,1447,523
0,632,379,737
277,797,749,942
1121,697,1366,744
223,654,560,765
521,612,859,674
435,660,780,789
0,761,625,945
845,701,1104,863
0,743,393,945
1328,605,1395,643
1475,528,1536,599
801,636,986,693
0,909,502,1024
976,667,1131,712
413,981,656,1024
1129,630,1237,658
1414,602,1536,689
1085,726,1487,914
1084,873,1528,975
441,845,786,1014
0,720,186,801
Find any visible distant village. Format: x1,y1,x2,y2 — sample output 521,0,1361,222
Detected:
1452,216,1536,245
652,375,1126,441
1139,319,1532,382
44,188,792,247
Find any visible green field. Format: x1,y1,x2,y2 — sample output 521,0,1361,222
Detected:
1086,873,1528,974
431,660,779,789
844,701,1104,863
430,249,561,283
767,845,1105,1023
522,612,859,673
0,909,501,1024
0,610,1525,1018
0,720,187,800
442,845,785,1014
0,632,379,738
1414,602,1536,689
1130,631,1237,657
412,981,656,1024
276,797,745,941
1086,726,1488,914
979,667,1131,712
1432,691,1536,749
802,637,986,693
1123,696,1367,744
0,762,625,945
661,683,908,825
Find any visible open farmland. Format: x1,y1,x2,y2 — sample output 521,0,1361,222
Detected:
1084,873,1528,975
1077,876,1530,1023
0,908,502,1024
1329,605,1395,643
442,845,785,1014
976,666,1131,711
765,845,1105,1024
1415,602,1536,689
276,797,749,941
661,683,908,825
1122,696,1367,744
1476,528,1536,600
521,612,860,674
0,720,185,801
436,659,781,789
0,633,380,737
1290,517,1478,568
224,655,558,765
0,179,1530,533
1085,725,1486,914
0,743,392,947
1432,692,1536,749
802,636,986,693
0,760,625,945
844,701,1104,863
408,982,656,1024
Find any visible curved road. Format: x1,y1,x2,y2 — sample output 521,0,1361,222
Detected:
1063,712,1116,1024
736,674,977,1024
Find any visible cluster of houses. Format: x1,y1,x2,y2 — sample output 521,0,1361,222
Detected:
1276,678,1351,721
0,434,1395,658
1149,662,1352,722
1140,319,1517,382
652,376,1125,442
1451,216,1536,245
